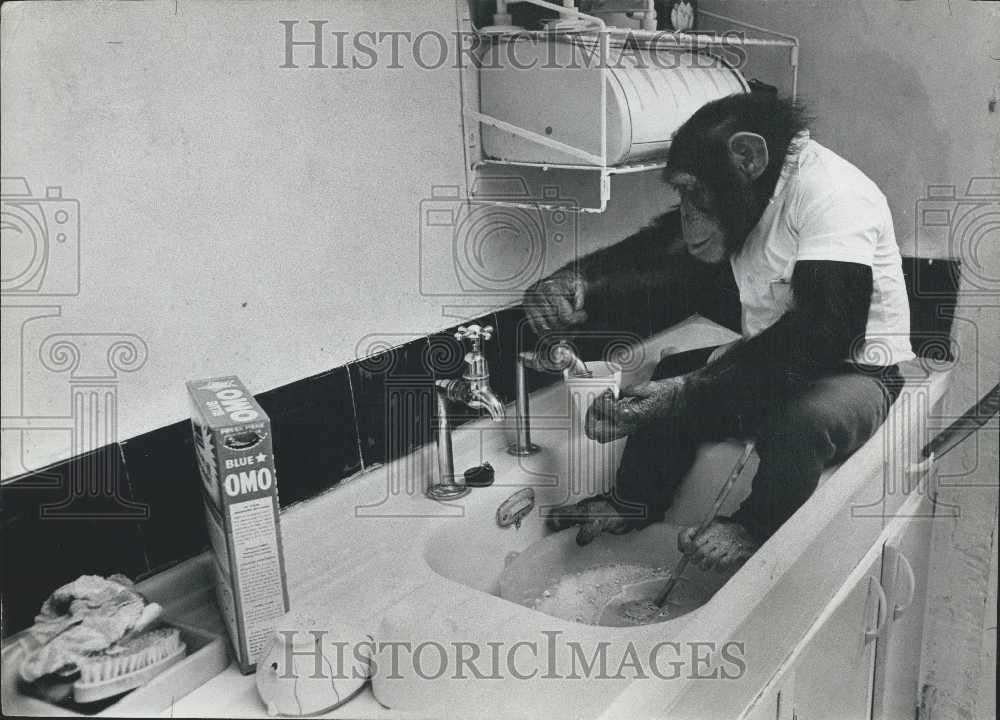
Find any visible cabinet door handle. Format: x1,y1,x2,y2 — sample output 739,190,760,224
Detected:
865,576,888,642
892,551,916,621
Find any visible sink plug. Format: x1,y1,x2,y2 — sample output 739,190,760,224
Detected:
464,462,495,488
497,488,535,529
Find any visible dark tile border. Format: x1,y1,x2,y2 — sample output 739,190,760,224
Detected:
257,366,362,506
348,337,434,468
121,421,208,573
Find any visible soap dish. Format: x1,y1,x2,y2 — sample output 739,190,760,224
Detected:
1,619,228,717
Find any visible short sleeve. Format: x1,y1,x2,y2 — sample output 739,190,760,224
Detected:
791,167,888,267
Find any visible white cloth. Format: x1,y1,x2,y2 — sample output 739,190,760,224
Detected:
730,132,914,366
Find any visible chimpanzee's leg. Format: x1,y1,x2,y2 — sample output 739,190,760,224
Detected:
610,346,743,525
730,368,902,542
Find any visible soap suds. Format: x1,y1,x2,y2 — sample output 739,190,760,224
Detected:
522,564,710,627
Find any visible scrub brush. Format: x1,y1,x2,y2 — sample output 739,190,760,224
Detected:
72,627,186,704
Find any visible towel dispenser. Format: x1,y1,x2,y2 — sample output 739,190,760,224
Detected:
480,36,749,166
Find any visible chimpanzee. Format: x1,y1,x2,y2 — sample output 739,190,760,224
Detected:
525,93,913,570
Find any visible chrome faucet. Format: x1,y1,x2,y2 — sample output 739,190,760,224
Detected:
508,341,589,457
427,324,505,501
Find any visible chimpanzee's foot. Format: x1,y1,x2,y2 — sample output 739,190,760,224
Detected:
677,518,759,572
546,494,650,546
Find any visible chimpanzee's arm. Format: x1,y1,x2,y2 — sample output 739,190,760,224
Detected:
525,210,736,335
582,260,876,442
569,211,725,313
573,212,684,293
685,260,874,403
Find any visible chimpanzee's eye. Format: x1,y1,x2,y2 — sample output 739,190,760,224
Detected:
679,185,711,213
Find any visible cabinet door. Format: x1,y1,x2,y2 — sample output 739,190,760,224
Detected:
740,672,796,720
872,492,935,720
790,550,885,720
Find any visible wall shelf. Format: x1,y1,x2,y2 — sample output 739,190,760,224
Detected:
473,158,667,174
457,0,800,213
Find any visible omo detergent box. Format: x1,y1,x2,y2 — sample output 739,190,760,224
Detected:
187,376,290,674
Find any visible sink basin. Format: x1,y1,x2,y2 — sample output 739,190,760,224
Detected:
377,439,755,719
496,523,733,626
375,323,766,718
423,438,756,616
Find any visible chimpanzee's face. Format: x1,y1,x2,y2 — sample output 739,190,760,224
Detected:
667,131,772,264
669,172,728,264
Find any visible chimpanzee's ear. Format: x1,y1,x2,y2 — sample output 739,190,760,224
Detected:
727,132,769,180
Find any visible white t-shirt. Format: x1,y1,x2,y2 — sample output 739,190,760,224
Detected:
730,131,914,367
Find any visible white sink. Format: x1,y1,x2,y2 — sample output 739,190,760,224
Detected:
375,398,757,718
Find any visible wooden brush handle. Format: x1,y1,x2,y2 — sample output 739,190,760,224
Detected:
697,440,755,536
655,440,755,607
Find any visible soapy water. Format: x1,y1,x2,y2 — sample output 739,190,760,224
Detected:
525,564,709,627
597,576,707,627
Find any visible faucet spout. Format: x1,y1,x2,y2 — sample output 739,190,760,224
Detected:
470,387,506,421
435,378,505,421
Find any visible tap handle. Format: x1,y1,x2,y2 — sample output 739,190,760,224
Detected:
455,324,494,351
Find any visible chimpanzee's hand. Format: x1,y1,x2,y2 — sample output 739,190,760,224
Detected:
677,519,759,572
523,270,588,333
584,378,686,443
545,495,633,546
